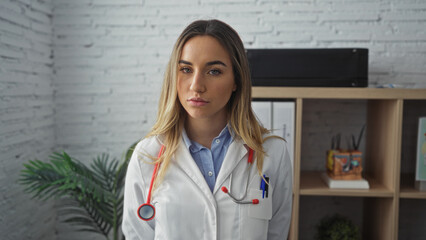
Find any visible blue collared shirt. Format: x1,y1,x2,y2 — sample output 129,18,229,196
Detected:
182,126,233,192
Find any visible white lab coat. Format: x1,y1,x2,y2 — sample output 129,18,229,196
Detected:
122,134,292,240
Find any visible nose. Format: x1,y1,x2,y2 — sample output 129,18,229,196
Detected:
189,71,206,93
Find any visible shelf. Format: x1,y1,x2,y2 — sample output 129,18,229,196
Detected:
400,173,426,199
299,171,393,197
252,87,426,240
253,87,426,100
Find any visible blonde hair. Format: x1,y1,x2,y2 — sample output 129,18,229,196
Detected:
146,19,271,187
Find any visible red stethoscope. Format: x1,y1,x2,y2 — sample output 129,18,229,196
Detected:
137,145,258,221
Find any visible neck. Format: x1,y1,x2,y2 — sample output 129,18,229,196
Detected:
185,115,228,149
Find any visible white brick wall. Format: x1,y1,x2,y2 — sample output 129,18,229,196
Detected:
0,0,56,240
1,0,426,239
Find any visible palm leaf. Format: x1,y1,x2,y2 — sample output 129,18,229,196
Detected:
19,141,138,240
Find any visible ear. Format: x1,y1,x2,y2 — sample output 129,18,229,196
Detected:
232,83,237,92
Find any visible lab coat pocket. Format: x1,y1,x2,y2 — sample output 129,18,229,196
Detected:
248,188,272,220
241,188,272,240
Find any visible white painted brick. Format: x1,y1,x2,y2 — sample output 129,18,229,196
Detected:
53,0,92,7
0,47,25,58
31,0,53,15
381,12,426,21
25,30,52,44
27,97,54,108
334,23,393,35
316,33,371,41
103,46,158,56
54,16,91,25
56,114,92,124
373,33,426,42
54,36,93,46
0,20,24,35
0,0,22,14
201,0,255,3
159,7,213,16
215,4,271,13
33,63,53,75
56,85,110,95
55,67,105,76
265,2,329,13
105,7,158,16
393,23,426,34
320,12,379,22
262,13,318,22
214,14,259,25
257,33,312,43
30,117,54,129
54,6,105,15
331,2,385,11
0,34,32,48
56,135,92,145
392,3,426,10
55,47,102,57
145,0,198,6
56,104,109,114
274,23,332,33
92,0,141,5
0,122,26,134
106,66,147,75
1,60,33,72
232,24,273,34
25,7,51,24
54,27,106,36
0,7,31,27
32,41,51,54
32,20,53,34
108,27,161,37
27,50,53,65
93,16,146,26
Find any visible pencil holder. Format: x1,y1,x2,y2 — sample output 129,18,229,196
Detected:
326,150,363,180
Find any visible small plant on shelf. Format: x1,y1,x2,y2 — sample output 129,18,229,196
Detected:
316,214,360,240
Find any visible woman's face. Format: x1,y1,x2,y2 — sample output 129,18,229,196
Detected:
177,35,236,122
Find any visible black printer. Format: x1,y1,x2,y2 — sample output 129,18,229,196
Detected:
247,48,368,87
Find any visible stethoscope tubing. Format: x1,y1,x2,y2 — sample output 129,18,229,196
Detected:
221,148,259,205
137,145,165,221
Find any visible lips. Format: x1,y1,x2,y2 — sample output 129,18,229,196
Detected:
187,97,209,107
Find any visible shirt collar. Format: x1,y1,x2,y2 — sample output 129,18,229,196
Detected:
182,124,234,153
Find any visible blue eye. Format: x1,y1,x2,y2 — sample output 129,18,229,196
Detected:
180,67,191,73
209,69,221,75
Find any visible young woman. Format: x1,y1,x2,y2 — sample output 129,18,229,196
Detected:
122,19,292,240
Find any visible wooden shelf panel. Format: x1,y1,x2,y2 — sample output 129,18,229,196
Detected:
253,87,426,100
299,171,394,197
400,173,426,199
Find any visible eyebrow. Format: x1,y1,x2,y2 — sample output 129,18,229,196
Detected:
178,60,227,67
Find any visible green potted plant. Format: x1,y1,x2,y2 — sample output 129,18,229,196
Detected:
316,214,360,240
19,142,138,240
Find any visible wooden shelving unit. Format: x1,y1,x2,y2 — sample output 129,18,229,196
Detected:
252,87,426,240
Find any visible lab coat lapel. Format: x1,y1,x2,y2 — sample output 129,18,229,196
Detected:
174,139,215,200
213,139,248,194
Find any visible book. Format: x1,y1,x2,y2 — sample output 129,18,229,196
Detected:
272,101,295,171
415,181,426,191
321,172,370,189
415,117,426,181
251,101,272,130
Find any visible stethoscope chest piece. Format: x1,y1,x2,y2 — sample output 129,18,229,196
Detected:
137,203,155,221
